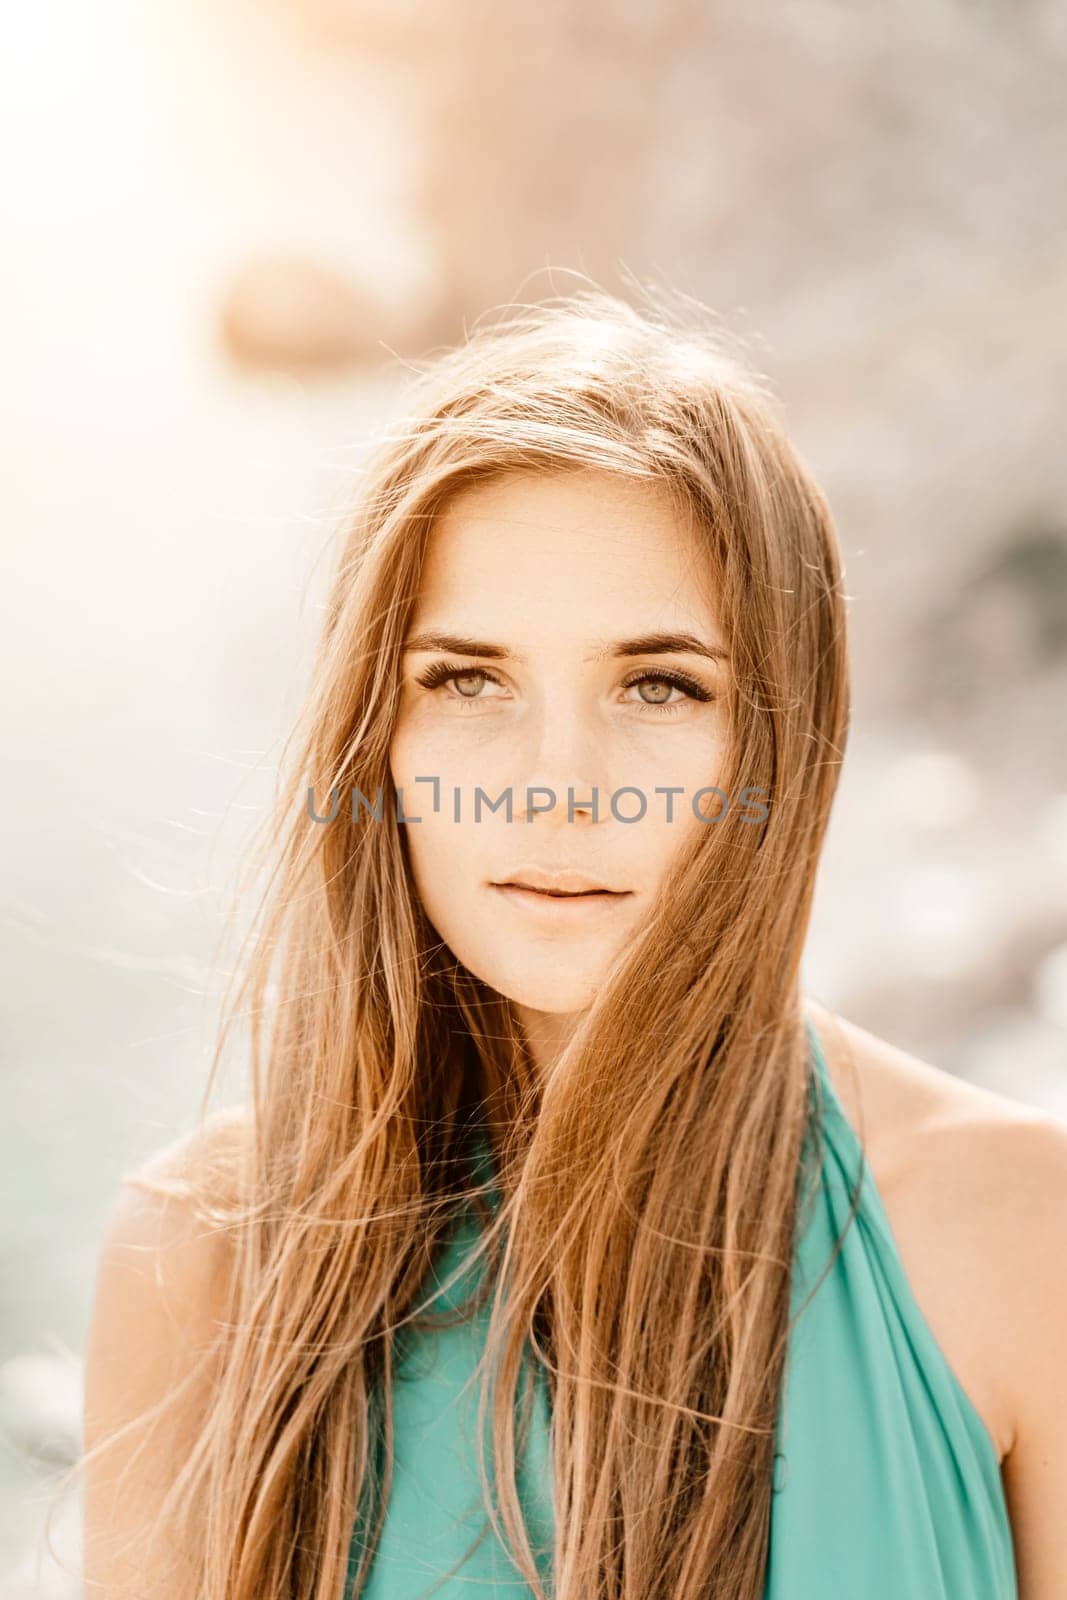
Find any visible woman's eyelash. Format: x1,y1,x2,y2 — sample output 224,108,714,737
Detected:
619,667,714,706
413,661,714,713
414,660,495,693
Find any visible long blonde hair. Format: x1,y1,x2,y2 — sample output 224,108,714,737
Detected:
75,284,850,1599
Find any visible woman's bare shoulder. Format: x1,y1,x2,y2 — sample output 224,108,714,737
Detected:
88,1104,250,1380
122,1101,251,1198
803,997,1064,1256
83,1107,251,1595
804,996,1045,1146
805,995,1067,1469
99,1103,252,1328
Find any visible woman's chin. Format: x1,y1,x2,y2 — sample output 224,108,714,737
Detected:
489,964,606,1018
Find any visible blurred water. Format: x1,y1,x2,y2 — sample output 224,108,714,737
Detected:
1,0,429,1572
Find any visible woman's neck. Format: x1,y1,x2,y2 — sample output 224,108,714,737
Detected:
511,1003,585,1080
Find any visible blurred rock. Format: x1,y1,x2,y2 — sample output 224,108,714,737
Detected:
957,1007,1067,1119
982,524,1067,665
0,1351,82,1469
0,1353,82,1598
217,252,397,375
885,747,981,832
1034,940,1067,1030
1039,792,1067,870
912,519,1067,710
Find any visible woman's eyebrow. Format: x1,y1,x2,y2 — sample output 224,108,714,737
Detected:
402,629,728,664
598,631,729,664
403,630,511,659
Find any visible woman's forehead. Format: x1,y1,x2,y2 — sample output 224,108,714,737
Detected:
417,470,717,623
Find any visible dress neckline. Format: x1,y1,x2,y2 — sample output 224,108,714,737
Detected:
466,1017,1004,1474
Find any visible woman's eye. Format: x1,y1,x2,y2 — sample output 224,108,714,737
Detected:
414,662,507,704
621,670,713,715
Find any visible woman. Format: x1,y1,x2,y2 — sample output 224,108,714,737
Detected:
79,288,1067,1599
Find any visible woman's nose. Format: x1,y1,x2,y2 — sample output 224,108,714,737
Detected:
513,700,607,824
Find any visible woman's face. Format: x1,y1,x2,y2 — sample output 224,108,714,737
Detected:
389,467,731,1061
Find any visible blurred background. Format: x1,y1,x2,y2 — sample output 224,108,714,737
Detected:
3,0,1066,1589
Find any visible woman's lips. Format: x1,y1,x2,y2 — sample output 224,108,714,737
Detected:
491,883,634,918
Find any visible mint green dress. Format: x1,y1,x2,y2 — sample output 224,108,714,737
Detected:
347,1018,1017,1598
